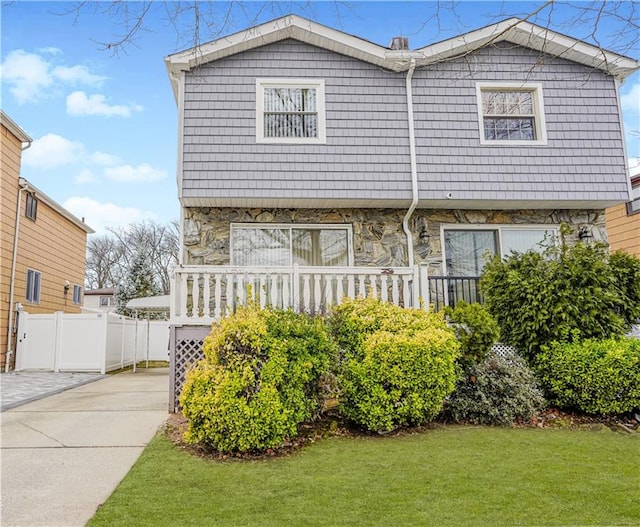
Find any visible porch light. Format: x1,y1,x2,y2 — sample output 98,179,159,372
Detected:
419,227,430,244
578,226,593,241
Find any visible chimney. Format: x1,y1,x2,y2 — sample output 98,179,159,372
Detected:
389,36,409,50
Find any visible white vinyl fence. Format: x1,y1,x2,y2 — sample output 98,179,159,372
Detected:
15,311,169,373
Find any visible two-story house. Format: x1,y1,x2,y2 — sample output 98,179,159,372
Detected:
1,111,94,371
164,16,638,406
166,14,638,315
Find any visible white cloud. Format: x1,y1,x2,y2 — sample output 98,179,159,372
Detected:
88,151,120,166
105,164,167,182
0,49,106,104
39,47,62,55
63,197,158,234
621,82,640,115
75,169,98,184
53,66,105,86
23,133,84,169
66,91,139,118
0,50,53,103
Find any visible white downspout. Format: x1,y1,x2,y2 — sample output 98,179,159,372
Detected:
402,58,418,268
6,159,31,372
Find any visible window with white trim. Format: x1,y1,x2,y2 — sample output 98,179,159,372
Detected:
443,226,556,276
73,285,82,305
231,224,352,266
477,83,546,144
26,269,41,303
256,79,326,143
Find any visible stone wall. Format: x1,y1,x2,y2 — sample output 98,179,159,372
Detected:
183,207,607,274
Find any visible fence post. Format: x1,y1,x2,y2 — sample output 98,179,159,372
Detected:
419,265,430,311
99,314,107,374
412,266,420,308
53,311,63,372
292,264,300,313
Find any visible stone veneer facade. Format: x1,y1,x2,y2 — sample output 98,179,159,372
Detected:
183,207,607,275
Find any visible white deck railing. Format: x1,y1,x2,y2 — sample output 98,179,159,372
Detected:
170,265,429,325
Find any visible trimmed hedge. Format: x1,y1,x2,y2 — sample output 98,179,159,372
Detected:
332,298,460,432
180,305,336,452
536,337,640,415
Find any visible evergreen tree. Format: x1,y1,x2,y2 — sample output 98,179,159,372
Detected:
115,249,161,316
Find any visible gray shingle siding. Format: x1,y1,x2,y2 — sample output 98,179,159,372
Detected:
182,39,412,204
181,39,628,206
413,43,627,203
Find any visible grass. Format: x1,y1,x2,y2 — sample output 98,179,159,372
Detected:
88,426,639,526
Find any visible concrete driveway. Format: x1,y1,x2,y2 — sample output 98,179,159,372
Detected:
0,368,169,527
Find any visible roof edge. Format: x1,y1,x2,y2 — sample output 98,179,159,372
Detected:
1,110,32,144
416,17,640,79
19,178,95,234
165,15,639,91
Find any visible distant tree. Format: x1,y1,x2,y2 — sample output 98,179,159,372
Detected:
85,220,178,294
115,248,162,316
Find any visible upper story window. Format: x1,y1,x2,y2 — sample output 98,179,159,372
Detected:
73,285,83,305
256,79,326,144
231,224,352,267
26,269,41,303
476,83,547,145
25,193,37,220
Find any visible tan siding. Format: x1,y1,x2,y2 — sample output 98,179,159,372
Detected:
0,125,22,367
1,121,89,369
606,203,640,257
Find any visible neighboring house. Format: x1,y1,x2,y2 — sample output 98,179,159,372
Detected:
1,111,94,371
605,171,640,257
83,287,117,312
164,15,638,329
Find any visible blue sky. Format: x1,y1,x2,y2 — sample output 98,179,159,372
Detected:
2,1,639,234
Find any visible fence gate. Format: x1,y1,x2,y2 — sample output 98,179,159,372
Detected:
15,312,57,370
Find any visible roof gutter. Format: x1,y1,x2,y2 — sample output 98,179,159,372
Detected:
402,58,418,268
6,148,31,372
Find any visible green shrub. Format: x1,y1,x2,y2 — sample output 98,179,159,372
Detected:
332,298,460,432
444,349,545,426
330,297,449,356
610,250,640,327
480,236,635,362
444,301,499,368
536,338,640,415
180,305,336,452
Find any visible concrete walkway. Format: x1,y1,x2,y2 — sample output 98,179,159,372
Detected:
1,368,169,527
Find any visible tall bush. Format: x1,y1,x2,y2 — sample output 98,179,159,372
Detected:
480,236,638,362
180,305,336,452
536,338,640,415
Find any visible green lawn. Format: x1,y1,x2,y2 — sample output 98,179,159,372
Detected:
89,427,639,527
